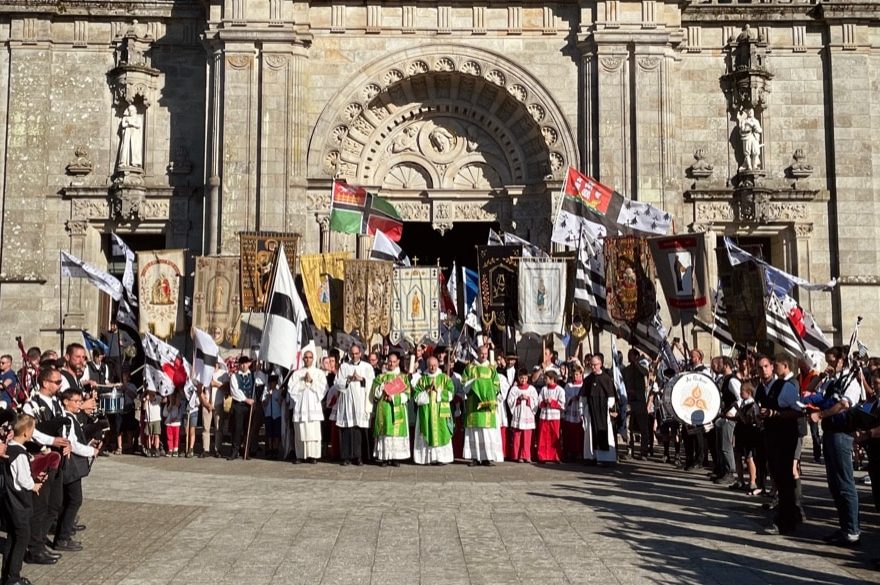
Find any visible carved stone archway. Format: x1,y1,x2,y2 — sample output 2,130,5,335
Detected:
307,44,576,246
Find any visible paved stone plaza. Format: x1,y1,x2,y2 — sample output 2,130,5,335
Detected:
19,456,880,585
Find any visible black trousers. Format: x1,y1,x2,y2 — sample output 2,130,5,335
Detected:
866,440,880,512
231,401,253,453
765,421,800,530
56,479,83,543
683,428,705,468
30,466,61,551
339,427,366,461
2,501,31,583
629,402,652,456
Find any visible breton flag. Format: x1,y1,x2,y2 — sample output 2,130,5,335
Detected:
443,261,458,316
489,229,547,258
192,327,219,386
143,333,187,396
370,229,410,266
330,181,403,241
765,294,805,357
723,237,837,294
60,251,124,301
260,243,308,372
779,295,831,353
616,199,673,236
696,290,738,349
552,168,617,248
111,233,138,307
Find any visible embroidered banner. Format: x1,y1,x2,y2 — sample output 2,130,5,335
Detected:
390,266,440,345
477,245,521,331
137,249,185,339
300,252,351,331
344,259,394,341
649,234,712,325
192,256,241,347
239,231,300,311
603,236,656,323
716,247,765,344
518,257,567,336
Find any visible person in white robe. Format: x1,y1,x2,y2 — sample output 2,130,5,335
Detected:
333,345,375,465
288,350,328,463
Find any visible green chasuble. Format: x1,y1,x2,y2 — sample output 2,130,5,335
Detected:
413,372,454,447
462,361,500,429
372,371,411,438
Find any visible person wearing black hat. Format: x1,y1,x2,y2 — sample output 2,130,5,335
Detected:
227,356,257,461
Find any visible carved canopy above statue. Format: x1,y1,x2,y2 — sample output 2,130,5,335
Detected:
309,44,578,188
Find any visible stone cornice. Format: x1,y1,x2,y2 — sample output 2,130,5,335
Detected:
681,0,880,23
0,0,204,19
683,187,823,203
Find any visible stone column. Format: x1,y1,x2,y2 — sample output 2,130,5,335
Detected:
594,45,631,193
317,215,330,253
793,223,814,313
63,220,89,329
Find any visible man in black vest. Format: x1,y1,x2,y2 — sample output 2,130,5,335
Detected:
713,357,741,484
753,356,775,495
760,353,804,535
55,386,97,551
228,356,257,460
21,367,71,564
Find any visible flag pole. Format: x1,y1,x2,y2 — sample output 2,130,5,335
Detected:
59,254,65,350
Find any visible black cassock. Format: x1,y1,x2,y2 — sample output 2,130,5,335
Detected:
582,371,616,451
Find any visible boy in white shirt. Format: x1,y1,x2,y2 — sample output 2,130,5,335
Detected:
507,369,538,463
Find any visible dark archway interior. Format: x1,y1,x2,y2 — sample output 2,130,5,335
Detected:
398,220,499,281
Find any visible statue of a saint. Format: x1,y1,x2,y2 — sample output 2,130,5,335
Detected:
410,291,422,320
428,127,455,154
737,108,763,171
118,105,143,169
735,25,754,70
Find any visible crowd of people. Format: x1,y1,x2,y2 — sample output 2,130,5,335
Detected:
2,331,880,583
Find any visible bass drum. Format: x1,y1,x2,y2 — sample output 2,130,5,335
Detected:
661,372,721,429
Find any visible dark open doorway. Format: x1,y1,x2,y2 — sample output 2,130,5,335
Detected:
398,221,499,273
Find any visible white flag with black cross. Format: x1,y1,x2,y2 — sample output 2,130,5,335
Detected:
260,243,308,371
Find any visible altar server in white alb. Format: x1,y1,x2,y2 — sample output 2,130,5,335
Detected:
288,350,327,464
333,345,375,466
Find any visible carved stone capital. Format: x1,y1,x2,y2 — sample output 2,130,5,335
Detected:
65,219,89,237
316,214,330,229
794,223,814,238
432,221,453,236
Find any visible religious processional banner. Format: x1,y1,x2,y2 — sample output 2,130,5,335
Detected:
390,266,440,345
239,231,300,312
137,249,185,339
603,236,656,323
649,234,712,325
192,256,241,347
477,245,521,331
716,247,764,344
300,252,351,331
343,259,394,341
518,257,567,336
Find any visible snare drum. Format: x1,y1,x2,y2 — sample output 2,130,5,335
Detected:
661,372,721,430
99,391,125,415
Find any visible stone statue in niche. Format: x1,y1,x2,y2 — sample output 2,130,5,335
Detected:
118,104,143,169
737,107,763,171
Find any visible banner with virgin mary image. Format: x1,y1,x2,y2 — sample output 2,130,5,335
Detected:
518,257,567,336
192,256,241,347
390,266,440,345
137,249,185,339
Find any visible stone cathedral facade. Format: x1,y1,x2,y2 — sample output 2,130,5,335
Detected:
0,1,877,353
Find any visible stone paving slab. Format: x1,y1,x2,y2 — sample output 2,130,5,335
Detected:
12,455,880,585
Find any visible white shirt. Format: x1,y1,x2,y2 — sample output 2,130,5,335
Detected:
8,440,34,492
24,393,62,447
538,385,565,421
289,366,328,423
563,382,584,423
507,385,538,429
334,360,375,428
229,370,261,402
63,409,97,458
832,369,862,407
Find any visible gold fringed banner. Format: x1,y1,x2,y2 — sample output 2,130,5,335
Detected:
192,256,241,347
477,245,521,331
137,249,185,339
390,266,440,345
239,231,300,311
604,236,656,323
344,259,394,341
301,252,351,331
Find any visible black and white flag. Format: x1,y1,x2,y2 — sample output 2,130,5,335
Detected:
370,230,410,266
192,327,219,386
111,233,138,306
143,333,186,396
260,243,308,371
60,251,124,301
696,290,738,349
765,293,804,357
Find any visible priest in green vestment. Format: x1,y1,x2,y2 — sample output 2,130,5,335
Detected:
462,345,504,465
371,352,411,466
412,356,455,465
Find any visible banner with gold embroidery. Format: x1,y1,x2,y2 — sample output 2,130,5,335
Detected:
239,232,300,312
603,236,657,323
390,266,440,345
137,249,185,339
477,245,522,331
300,252,351,332
343,259,394,341
518,257,567,336
192,256,241,347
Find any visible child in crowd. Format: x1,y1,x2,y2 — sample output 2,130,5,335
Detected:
536,370,565,463
144,388,163,457
162,390,184,457
562,365,585,462
262,374,284,459
734,381,762,496
507,368,538,463
2,414,44,585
